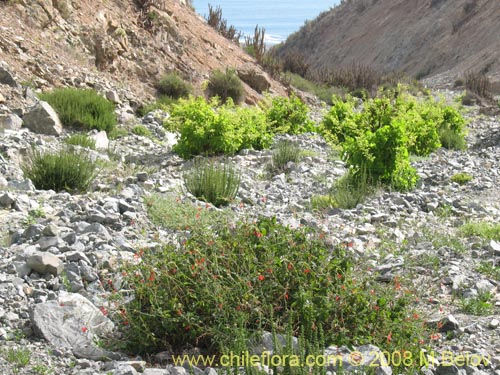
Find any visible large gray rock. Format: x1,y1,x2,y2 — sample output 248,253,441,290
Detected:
0,66,18,87
237,63,271,93
30,293,119,360
27,252,64,275
23,101,63,136
0,193,16,208
0,113,23,132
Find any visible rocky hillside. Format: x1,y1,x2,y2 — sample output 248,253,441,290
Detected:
274,0,500,85
0,0,284,104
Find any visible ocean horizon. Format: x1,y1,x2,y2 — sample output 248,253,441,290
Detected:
191,1,339,45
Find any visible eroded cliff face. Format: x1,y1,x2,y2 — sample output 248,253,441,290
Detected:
275,0,500,84
0,0,285,104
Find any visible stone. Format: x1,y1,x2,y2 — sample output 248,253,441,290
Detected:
489,319,499,329
489,240,500,255
89,130,109,150
0,66,18,87
439,315,460,333
36,236,60,251
144,370,169,375
112,364,139,375
30,293,118,360
475,279,495,294
105,90,121,104
237,63,271,93
136,172,148,182
8,179,36,191
26,252,64,275
0,92,5,103
42,223,60,237
0,113,23,132
22,101,63,136
435,364,460,375
0,192,16,208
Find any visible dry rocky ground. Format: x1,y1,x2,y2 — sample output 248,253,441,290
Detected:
0,60,500,374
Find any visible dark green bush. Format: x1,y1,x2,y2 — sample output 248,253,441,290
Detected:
22,147,98,193
39,88,116,133
206,69,244,104
265,94,315,134
170,97,271,158
183,158,240,207
156,73,192,99
116,217,427,359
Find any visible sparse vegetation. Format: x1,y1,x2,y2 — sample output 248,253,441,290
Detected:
183,158,240,207
39,88,116,133
22,147,98,193
450,172,473,185
1,347,31,373
64,133,96,149
244,25,266,62
460,292,494,316
131,125,152,137
460,222,500,241
206,69,245,104
205,4,241,43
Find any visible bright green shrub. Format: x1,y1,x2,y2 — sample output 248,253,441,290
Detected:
39,88,116,133
170,97,270,158
265,94,315,134
22,147,98,193
450,172,473,185
156,73,192,99
206,69,244,104
116,217,426,357
319,95,359,143
183,158,240,207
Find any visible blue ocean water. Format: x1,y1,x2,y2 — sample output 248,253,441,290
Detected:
191,0,339,45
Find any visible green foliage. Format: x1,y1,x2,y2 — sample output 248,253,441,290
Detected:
288,73,340,104
460,222,500,241
2,347,31,372
183,158,240,207
115,217,427,359
145,194,227,231
329,168,374,209
156,73,192,99
22,147,98,193
267,140,302,175
170,97,271,158
108,127,128,140
206,69,244,104
450,172,473,185
39,88,116,133
476,261,500,282
64,133,96,149
131,125,152,137
460,292,494,316
136,96,177,117
320,90,467,191
264,94,315,134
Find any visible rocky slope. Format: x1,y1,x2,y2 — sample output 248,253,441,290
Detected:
0,0,285,104
274,0,500,85
1,62,500,374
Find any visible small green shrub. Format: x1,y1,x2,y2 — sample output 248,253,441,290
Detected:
108,127,128,140
22,147,98,193
2,347,31,370
136,96,177,117
476,261,500,282
329,168,374,209
170,97,271,158
156,73,192,99
64,133,96,149
438,127,467,150
450,172,473,185
206,69,244,104
131,125,152,137
39,88,116,133
288,73,340,104
183,158,240,207
460,292,494,316
264,94,315,134
115,217,427,361
460,222,500,241
267,140,301,175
